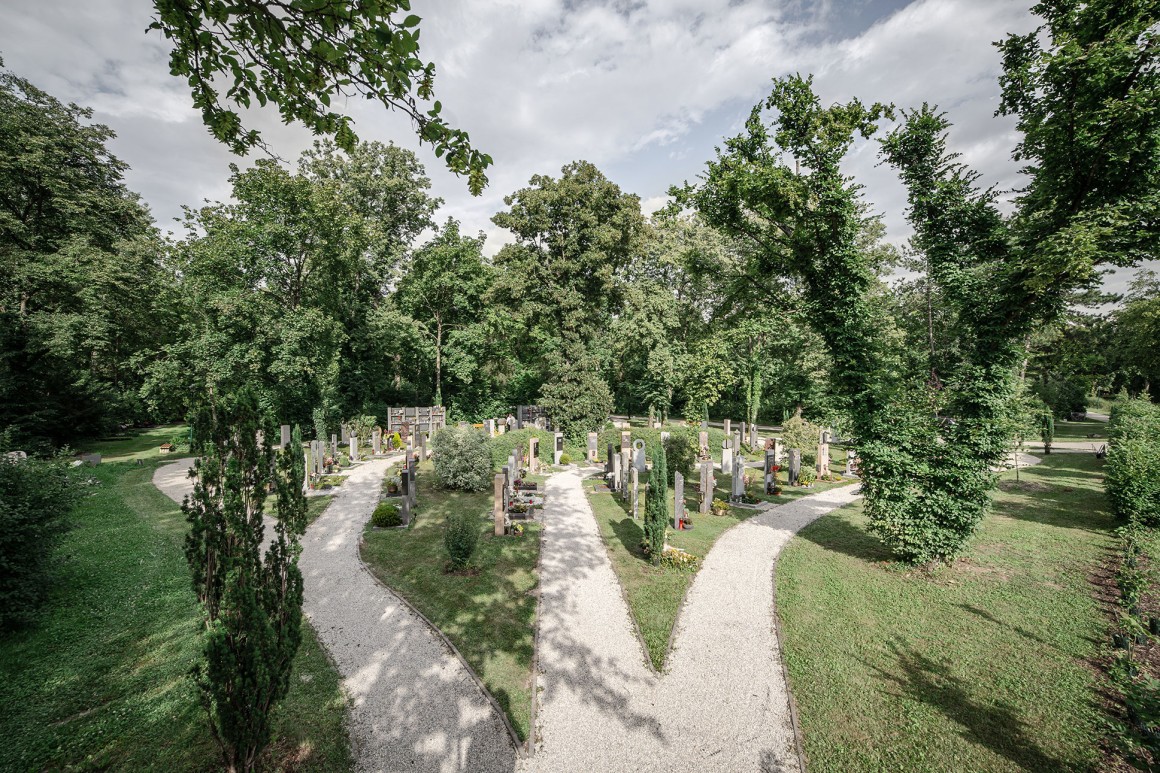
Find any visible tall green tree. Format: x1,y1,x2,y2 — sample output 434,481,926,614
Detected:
149,0,493,193
184,397,307,773
0,61,168,445
396,219,492,406
644,445,668,564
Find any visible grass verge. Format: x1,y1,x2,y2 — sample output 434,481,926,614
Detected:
80,424,189,462
0,459,351,772
1054,418,1108,440
359,461,540,741
583,465,856,670
778,454,1111,772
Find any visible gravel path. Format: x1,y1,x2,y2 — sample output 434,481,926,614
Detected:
526,468,861,772
153,458,517,772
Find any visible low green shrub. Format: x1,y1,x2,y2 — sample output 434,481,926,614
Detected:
487,428,553,469
662,430,698,484
371,502,401,528
1106,398,1160,526
558,452,571,465
444,511,479,569
431,426,493,492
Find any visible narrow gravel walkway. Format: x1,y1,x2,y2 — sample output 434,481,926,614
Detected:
153,458,517,772
526,468,861,772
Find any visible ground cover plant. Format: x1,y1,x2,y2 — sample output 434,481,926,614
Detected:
0,456,350,772
359,461,540,740
778,454,1110,772
584,466,855,670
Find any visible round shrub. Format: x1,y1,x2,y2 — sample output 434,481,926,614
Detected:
444,512,479,570
558,452,572,465
431,426,493,491
662,431,697,484
371,502,401,528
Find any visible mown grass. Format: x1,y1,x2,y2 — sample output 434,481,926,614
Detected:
80,423,189,462
779,454,1112,772
359,461,540,741
0,458,351,772
584,464,856,670
1054,418,1108,440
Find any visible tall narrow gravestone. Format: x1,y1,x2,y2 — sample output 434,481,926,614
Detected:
620,449,631,500
330,434,337,460
349,435,358,462
620,430,631,452
846,449,859,476
341,424,349,443
606,443,616,476
554,432,564,465
494,472,506,536
699,461,713,513
698,431,709,458
764,451,778,494
631,468,640,519
750,423,759,450
732,430,742,459
588,432,598,463
399,470,412,526
312,441,323,475
611,450,622,492
723,418,731,436
673,471,685,529
721,440,733,476
788,448,802,486
817,441,830,478
773,437,784,465
419,431,428,461
740,421,747,444
632,439,646,472
372,428,382,455
528,437,539,474
280,424,291,449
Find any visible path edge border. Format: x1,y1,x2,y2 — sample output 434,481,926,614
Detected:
353,535,528,758
771,548,809,773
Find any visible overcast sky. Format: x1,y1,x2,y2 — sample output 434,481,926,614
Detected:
1,0,1150,295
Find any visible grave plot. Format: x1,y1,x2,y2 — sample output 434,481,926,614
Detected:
358,430,543,745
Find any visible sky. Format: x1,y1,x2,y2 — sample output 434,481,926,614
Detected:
0,0,1149,295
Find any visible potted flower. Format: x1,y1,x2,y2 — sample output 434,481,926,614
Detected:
386,475,400,495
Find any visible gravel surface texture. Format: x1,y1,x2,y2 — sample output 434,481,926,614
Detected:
154,457,517,772
525,467,861,773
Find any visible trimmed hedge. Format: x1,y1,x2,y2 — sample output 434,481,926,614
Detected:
487,428,554,470
1106,398,1160,526
431,426,493,492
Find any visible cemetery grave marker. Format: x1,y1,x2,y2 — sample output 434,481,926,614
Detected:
731,455,746,501
723,418,731,436
632,439,646,472
341,424,349,442
620,430,631,452
554,432,564,465
721,440,733,475
699,461,713,513
372,428,382,456
419,430,428,461
281,424,291,448
349,435,358,462
673,471,687,529
660,430,670,445
620,449,631,500
631,467,640,519
588,432,599,463
764,451,778,494
847,449,859,476
528,437,539,474
698,430,709,459
494,472,506,536
788,449,801,486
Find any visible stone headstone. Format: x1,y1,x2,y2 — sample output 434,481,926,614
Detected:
773,437,784,465
788,449,802,486
698,431,709,457
620,449,631,500
611,450,622,492
494,473,506,535
606,443,616,476
419,431,427,461
312,441,323,475
764,451,777,494
341,424,349,443
399,494,412,527
349,435,358,462
673,471,685,529
749,423,759,450
846,449,859,476
5,450,27,463
732,430,742,459
588,432,598,462
660,430,670,445
281,424,291,448
721,440,733,475
554,432,564,465
373,428,382,455
620,430,631,452
632,439,646,472
486,418,496,437
631,467,640,519
731,457,746,501
528,437,539,474
817,442,830,478
740,421,747,443
699,461,713,513
723,419,731,436
330,434,338,460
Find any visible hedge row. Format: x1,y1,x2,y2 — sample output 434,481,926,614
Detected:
1106,398,1160,526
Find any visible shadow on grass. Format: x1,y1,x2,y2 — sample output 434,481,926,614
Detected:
795,510,895,564
954,603,1076,656
874,639,1068,772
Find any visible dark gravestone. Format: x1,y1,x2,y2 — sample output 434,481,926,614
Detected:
788,449,802,486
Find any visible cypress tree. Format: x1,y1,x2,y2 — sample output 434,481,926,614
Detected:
184,391,308,772
644,444,668,565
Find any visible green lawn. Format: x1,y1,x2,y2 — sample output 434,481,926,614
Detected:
79,423,189,462
584,465,856,671
1053,418,1108,440
0,458,351,772
359,461,540,742
778,454,1111,772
